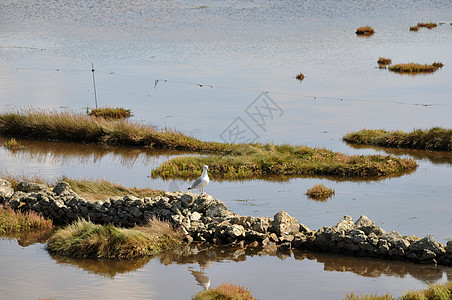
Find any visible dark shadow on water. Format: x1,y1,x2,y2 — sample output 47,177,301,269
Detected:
346,143,452,166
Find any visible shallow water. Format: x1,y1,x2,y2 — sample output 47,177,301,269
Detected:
0,0,452,298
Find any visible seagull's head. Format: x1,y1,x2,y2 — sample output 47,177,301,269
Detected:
203,165,209,170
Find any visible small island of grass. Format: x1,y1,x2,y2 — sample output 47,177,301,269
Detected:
88,107,132,119
377,57,392,68
295,72,305,81
193,283,258,300
355,26,375,35
306,184,335,201
343,127,452,151
417,22,437,29
388,62,443,74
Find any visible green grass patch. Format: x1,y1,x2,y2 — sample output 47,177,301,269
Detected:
343,127,452,151
0,109,417,180
193,283,258,300
46,218,183,258
388,62,443,73
343,282,452,300
306,183,334,200
88,107,132,119
3,137,25,150
356,26,375,35
0,204,53,235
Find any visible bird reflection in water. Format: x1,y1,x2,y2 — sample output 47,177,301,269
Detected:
189,263,211,290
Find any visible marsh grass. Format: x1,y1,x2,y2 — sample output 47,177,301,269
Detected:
343,128,452,151
417,22,437,29
0,109,417,180
356,26,375,35
410,26,419,31
193,283,257,300
343,282,452,300
388,62,442,74
0,204,53,235
306,184,335,200
88,107,132,119
377,57,392,66
0,173,163,201
296,72,305,80
3,137,24,150
46,218,183,258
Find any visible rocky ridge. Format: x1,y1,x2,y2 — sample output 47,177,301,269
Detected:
1,180,451,266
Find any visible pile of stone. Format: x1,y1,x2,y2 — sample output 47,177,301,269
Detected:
1,179,451,266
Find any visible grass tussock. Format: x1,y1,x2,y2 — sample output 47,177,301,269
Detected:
151,144,417,180
343,282,452,300
356,26,375,35
3,137,25,150
343,127,452,151
193,283,258,300
0,109,417,180
417,22,437,29
306,184,335,200
88,107,132,119
0,204,53,235
295,72,305,81
388,62,443,74
46,218,183,258
410,26,419,31
377,57,392,66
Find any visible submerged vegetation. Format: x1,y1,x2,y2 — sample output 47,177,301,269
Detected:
46,218,183,258
88,107,132,119
388,62,443,74
343,281,452,300
306,184,335,200
193,283,258,300
0,204,53,235
0,109,418,180
355,26,375,35
343,128,452,151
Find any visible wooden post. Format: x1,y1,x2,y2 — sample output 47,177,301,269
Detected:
91,63,98,108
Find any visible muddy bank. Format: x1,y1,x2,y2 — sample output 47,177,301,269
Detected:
1,179,451,266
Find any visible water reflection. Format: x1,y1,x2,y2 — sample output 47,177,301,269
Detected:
1,228,53,247
347,143,452,166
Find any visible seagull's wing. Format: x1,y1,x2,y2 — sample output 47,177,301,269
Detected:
188,177,203,189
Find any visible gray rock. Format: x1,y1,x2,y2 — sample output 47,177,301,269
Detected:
446,241,452,254
272,211,299,236
332,215,354,231
252,217,272,233
226,224,245,239
52,181,72,195
0,179,14,202
408,235,445,256
17,181,47,192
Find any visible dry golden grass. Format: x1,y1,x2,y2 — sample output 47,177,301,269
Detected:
388,63,441,73
296,72,305,80
377,57,392,66
417,22,437,29
193,283,258,300
305,183,335,200
356,26,375,35
88,107,132,119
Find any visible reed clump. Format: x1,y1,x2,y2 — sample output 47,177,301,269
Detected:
417,22,437,29
88,107,132,119
388,62,443,73
306,184,334,200
193,283,258,300
0,204,53,235
377,57,392,68
355,26,375,35
3,137,24,150
410,25,419,31
296,72,305,81
46,218,183,258
342,281,452,300
343,127,452,151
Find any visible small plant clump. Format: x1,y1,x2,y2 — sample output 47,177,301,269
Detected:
417,22,437,29
377,57,392,68
305,183,335,200
342,281,452,300
46,218,183,258
193,283,258,300
88,107,132,119
3,137,24,150
296,72,305,81
410,25,419,31
355,26,375,35
343,127,452,151
0,204,53,235
388,62,443,74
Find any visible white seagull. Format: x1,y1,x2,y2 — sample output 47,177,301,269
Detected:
188,165,209,196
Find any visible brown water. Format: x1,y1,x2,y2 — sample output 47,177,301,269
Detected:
1,0,452,298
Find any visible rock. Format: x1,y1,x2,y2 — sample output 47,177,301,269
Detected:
252,217,272,233
52,181,72,195
332,215,354,231
446,241,452,254
408,235,445,256
190,211,202,221
0,179,14,202
272,211,299,236
17,181,47,192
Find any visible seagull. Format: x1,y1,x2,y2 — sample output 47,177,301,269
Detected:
188,165,209,196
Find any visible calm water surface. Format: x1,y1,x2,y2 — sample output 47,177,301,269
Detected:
1,0,452,298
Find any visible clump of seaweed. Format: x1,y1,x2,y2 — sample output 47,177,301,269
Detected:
305,184,335,201
355,26,375,36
